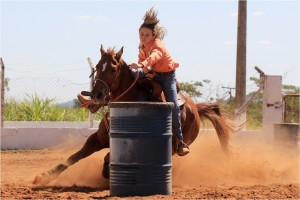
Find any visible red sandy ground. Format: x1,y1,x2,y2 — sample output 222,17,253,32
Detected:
1,133,299,199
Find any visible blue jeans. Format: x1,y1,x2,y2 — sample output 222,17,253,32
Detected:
154,72,183,141
131,69,184,141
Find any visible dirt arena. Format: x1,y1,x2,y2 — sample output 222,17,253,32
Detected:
1,132,299,199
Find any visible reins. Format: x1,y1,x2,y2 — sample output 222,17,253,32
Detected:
89,68,97,78
111,68,139,102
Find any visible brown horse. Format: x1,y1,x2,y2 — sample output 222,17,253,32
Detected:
33,45,237,186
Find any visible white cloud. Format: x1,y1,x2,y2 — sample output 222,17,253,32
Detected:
253,11,264,16
224,40,236,45
73,16,91,20
259,40,271,45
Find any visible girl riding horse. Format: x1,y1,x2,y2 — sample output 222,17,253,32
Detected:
79,7,190,156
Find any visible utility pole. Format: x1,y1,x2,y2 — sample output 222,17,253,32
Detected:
0,58,5,128
235,0,247,111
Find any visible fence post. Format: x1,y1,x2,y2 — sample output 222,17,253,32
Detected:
87,57,95,128
0,58,5,128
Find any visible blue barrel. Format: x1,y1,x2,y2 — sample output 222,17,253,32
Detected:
109,102,173,197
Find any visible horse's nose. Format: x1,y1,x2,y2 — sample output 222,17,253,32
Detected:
81,91,92,97
96,92,103,100
91,91,104,102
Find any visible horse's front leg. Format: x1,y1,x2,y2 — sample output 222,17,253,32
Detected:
33,115,109,186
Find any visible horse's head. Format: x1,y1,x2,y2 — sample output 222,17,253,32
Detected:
91,45,124,105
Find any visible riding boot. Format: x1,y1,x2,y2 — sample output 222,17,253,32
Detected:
177,140,190,156
77,94,100,114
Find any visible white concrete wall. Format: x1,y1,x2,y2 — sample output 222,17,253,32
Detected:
1,127,261,150
4,121,100,128
1,121,99,149
1,127,96,149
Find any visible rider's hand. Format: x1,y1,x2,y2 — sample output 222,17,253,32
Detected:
130,63,143,69
145,73,154,79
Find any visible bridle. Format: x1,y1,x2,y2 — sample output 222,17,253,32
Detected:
93,64,122,103
92,60,139,104
91,62,139,133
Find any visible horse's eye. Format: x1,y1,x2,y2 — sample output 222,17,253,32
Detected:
111,67,117,73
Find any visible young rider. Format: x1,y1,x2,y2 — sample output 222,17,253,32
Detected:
130,7,189,156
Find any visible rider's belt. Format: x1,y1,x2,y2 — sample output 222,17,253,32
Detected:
155,70,175,77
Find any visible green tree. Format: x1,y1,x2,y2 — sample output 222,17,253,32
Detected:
282,84,299,123
4,78,9,91
282,84,300,94
180,79,221,102
180,81,203,100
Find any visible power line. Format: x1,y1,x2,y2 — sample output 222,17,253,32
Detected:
222,86,235,99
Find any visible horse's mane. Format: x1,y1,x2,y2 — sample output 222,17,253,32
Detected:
106,47,116,55
106,47,124,65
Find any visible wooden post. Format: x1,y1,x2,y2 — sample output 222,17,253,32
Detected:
235,0,247,109
0,58,5,128
235,0,247,127
87,57,95,128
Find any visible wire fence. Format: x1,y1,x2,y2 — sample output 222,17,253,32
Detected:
3,76,98,128
5,77,89,104
1,57,299,129
0,54,95,128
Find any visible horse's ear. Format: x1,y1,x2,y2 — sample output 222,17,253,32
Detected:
100,44,105,56
116,46,124,61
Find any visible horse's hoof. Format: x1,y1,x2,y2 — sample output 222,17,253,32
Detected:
102,162,110,179
56,163,68,171
32,163,68,186
32,174,42,185
32,173,54,186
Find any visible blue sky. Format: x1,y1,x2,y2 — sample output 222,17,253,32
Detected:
1,0,299,101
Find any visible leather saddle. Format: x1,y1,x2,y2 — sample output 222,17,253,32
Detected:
138,78,187,109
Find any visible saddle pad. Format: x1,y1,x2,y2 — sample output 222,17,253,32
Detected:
177,92,187,109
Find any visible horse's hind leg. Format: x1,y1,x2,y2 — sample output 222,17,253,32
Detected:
102,152,110,179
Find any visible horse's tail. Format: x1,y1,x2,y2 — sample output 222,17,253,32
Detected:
196,102,238,153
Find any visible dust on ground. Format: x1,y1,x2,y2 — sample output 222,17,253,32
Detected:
1,132,299,199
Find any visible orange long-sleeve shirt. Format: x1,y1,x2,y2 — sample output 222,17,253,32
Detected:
138,38,179,73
